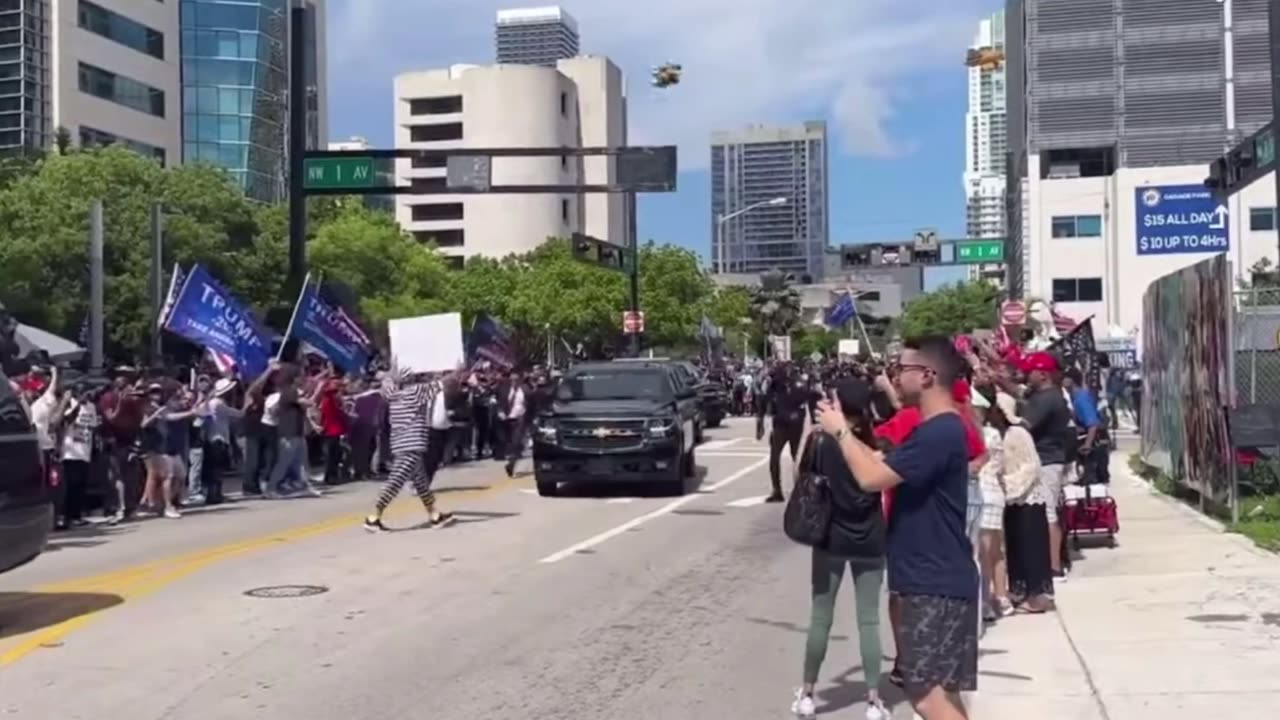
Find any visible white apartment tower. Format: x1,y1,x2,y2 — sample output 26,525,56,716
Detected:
393,56,626,266
495,6,579,67
964,10,1008,285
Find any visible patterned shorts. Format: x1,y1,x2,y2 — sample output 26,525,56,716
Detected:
979,501,1005,531
898,593,979,695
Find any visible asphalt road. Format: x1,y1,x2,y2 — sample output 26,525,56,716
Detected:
0,418,915,719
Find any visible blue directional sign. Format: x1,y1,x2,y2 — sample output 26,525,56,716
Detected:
1135,184,1229,256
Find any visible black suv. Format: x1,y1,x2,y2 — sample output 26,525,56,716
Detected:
0,367,51,574
531,361,700,496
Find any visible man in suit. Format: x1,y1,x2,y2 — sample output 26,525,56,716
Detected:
495,369,528,478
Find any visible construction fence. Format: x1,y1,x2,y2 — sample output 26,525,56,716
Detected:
1139,254,1280,518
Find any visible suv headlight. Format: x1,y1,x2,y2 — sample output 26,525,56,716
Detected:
535,418,558,440
646,417,677,437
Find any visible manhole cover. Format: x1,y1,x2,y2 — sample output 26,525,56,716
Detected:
244,584,329,599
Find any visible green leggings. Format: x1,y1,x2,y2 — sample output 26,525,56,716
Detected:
804,548,885,686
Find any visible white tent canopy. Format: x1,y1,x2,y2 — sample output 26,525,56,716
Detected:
16,323,84,361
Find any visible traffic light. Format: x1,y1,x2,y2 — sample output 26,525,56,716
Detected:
571,233,629,273
1206,122,1273,196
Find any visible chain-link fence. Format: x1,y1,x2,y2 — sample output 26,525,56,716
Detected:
1233,286,1280,406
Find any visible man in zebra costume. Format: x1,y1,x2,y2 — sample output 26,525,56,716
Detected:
364,368,457,532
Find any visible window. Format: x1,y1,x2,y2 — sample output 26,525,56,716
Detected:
1050,214,1102,238
1052,277,1103,303
559,91,567,116
80,126,166,165
78,1,164,60
412,228,464,247
408,96,461,115
442,255,464,270
410,202,463,222
409,176,447,191
859,290,881,302
410,153,446,169
561,198,569,222
1249,207,1275,231
79,62,165,117
408,122,462,142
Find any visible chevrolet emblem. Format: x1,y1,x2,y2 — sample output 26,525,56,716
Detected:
593,427,611,438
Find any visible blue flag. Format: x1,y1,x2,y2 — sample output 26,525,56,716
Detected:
163,264,272,378
825,292,856,328
292,280,371,373
466,313,514,370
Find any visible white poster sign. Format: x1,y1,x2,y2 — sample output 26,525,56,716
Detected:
388,312,464,373
837,339,860,358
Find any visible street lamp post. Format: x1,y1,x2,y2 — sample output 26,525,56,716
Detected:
716,196,788,274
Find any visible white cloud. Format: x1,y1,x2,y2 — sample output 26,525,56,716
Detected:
328,0,991,170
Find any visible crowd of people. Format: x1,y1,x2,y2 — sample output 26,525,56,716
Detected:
5,352,558,533
716,336,1118,720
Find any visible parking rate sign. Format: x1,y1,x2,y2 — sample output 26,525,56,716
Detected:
1135,184,1229,256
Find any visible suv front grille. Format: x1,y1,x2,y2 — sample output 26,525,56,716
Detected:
559,419,647,452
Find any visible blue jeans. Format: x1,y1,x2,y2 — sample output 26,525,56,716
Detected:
269,436,308,494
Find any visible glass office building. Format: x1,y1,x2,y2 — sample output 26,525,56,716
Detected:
0,0,52,154
181,0,287,202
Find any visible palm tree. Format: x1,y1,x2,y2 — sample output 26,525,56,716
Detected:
749,268,803,337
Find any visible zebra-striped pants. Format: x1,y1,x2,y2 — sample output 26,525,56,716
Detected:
375,450,436,514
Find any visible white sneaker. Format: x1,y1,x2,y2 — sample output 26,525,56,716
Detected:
865,700,889,720
163,508,182,519
790,689,816,718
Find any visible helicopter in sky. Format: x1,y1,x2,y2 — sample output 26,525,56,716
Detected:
651,62,682,88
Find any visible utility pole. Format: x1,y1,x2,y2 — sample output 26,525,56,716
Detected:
88,200,104,372
149,204,164,363
286,2,308,294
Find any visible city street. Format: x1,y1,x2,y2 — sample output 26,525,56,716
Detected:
3,421,1280,719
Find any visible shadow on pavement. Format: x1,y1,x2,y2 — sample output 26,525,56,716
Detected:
0,591,124,639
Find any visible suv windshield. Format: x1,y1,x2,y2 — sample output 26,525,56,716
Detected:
556,368,671,402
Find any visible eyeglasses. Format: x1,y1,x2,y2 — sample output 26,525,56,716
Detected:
891,362,934,375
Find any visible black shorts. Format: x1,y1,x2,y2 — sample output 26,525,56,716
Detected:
898,593,979,694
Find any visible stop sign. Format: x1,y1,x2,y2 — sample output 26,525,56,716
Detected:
1000,300,1027,326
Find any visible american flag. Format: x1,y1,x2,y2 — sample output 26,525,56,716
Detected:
1049,316,1099,388
206,348,237,376
158,263,186,329
1051,307,1078,335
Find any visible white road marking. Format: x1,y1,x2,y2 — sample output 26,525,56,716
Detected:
699,451,769,458
699,438,743,451
537,456,769,564
726,495,769,508
519,488,538,495
606,497,635,504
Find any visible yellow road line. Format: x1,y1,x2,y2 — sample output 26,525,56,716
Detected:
0,478,519,666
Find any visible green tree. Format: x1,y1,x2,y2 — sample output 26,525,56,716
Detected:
0,147,264,356
898,280,999,338
750,269,803,336
792,325,842,359
307,205,450,335
636,242,714,348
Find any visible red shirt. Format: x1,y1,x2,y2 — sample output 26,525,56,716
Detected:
873,406,986,520
318,388,348,437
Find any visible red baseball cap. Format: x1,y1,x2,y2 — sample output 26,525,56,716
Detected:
1021,352,1059,374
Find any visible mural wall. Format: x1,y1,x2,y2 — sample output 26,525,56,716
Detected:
1140,254,1233,502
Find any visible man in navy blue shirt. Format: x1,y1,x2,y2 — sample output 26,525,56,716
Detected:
1064,368,1108,484
816,335,977,720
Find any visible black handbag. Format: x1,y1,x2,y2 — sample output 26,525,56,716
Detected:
783,432,833,546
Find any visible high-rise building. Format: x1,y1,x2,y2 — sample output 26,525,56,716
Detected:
179,0,327,202
710,122,829,278
963,10,1007,285
393,56,626,266
0,1,181,163
1005,0,1276,333
495,6,579,67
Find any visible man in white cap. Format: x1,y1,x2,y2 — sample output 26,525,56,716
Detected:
200,378,241,505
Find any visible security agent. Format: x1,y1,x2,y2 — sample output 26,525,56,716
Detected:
756,362,821,502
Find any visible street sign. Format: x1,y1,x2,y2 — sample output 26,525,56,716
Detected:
1000,300,1027,326
622,311,645,334
956,240,1004,263
1135,184,1229,255
303,157,376,190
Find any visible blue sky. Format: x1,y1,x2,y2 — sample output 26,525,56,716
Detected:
325,0,999,288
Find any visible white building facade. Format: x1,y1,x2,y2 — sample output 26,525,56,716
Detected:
393,57,626,265
963,10,1007,285
1025,158,1276,333
51,0,181,164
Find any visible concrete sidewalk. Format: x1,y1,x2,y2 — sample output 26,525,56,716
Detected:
969,453,1280,720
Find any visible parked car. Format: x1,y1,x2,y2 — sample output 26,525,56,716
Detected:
0,366,51,574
